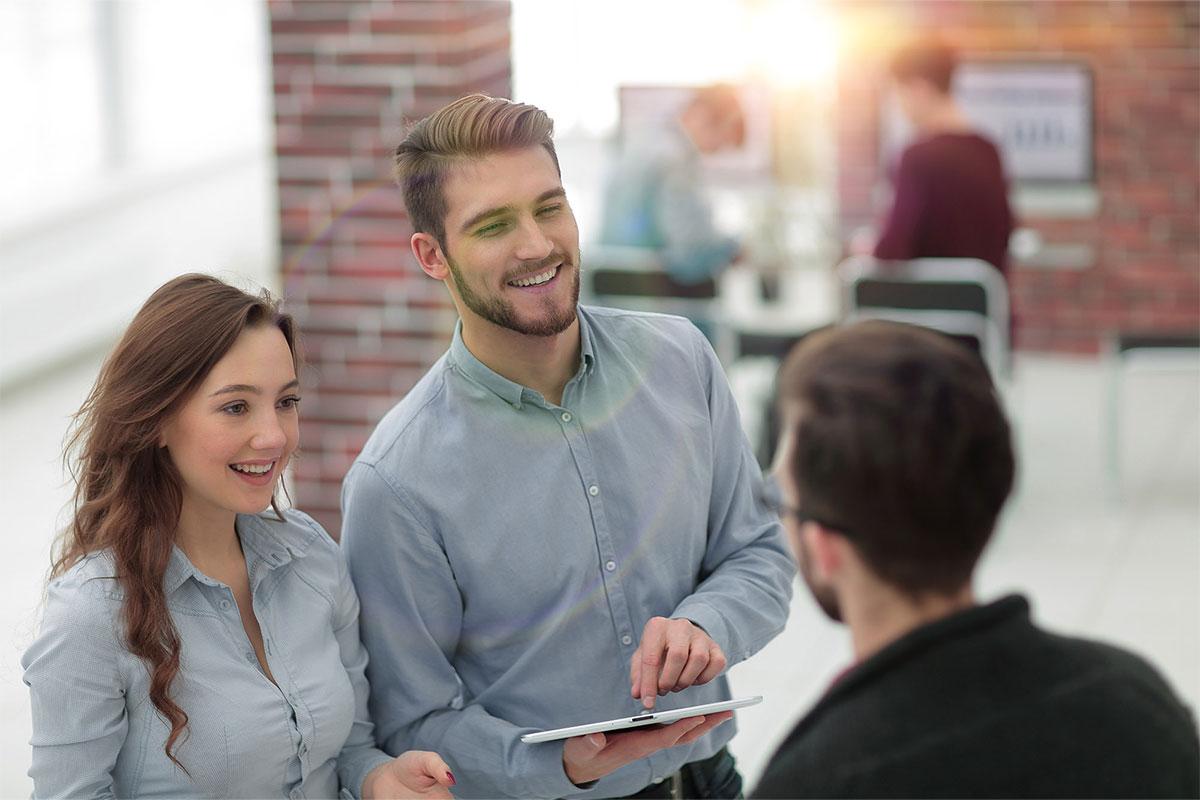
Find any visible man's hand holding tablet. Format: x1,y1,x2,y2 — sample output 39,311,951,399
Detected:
562,712,734,786
554,616,734,787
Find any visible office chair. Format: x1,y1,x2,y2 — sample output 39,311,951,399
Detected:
836,256,1011,380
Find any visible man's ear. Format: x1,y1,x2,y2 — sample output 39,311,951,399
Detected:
803,523,843,582
411,232,449,280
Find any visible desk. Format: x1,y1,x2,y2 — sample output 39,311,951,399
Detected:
716,267,839,363
714,266,839,464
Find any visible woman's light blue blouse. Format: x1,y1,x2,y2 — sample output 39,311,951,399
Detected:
21,509,392,799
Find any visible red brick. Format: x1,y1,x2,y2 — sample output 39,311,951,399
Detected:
270,17,355,36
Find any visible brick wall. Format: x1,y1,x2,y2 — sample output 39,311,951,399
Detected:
835,0,1199,353
269,0,512,535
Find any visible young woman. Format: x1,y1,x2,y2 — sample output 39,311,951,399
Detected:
22,275,454,799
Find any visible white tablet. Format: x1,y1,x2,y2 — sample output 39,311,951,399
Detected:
519,696,762,744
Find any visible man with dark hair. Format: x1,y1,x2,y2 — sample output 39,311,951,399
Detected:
873,39,1014,275
753,321,1199,798
342,94,794,799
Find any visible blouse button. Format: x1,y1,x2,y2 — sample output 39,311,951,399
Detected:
588,485,600,496
561,411,572,423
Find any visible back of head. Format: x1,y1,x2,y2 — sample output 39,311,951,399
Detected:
777,321,1014,595
684,83,746,150
393,94,560,250
890,38,958,94
57,272,297,771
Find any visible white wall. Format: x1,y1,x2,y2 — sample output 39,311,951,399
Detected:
0,0,277,390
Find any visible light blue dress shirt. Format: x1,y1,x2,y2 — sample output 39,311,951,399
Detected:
597,122,740,283
341,306,794,798
22,510,393,799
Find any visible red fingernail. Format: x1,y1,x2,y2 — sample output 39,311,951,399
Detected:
447,771,456,786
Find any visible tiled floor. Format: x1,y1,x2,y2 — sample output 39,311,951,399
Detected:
1,350,1196,794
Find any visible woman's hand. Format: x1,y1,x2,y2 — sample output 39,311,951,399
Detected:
362,751,455,799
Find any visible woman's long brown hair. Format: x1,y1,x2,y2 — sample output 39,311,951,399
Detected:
51,273,299,771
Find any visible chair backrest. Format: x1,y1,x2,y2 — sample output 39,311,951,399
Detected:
581,244,719,312
836,256,1010,378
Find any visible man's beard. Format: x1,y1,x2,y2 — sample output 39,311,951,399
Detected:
447,251,580,337
798,534,843,623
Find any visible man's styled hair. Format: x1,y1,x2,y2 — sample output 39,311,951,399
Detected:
889,39,958,94
393,94,561,251
777,321,1015,595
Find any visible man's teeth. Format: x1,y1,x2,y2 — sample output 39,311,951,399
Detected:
509,266,557,287
231,463,272,475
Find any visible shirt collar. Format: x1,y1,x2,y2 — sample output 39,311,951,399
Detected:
162,513,313,595
447,309,596,408
822,595,1031,703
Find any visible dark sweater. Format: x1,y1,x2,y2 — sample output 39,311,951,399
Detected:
874,132,1014,275
752,596,1200,798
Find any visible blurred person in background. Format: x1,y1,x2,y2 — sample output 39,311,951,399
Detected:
596,84,745,286
753,321,1199,798
871,40,1014,276
22,275,454,799
341,94,794,799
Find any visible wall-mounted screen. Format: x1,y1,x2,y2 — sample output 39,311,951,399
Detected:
882,61,1094,184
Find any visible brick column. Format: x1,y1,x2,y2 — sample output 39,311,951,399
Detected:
268,0,512,535
834,0,1199,353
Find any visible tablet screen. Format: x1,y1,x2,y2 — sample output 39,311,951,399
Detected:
519,695,762,744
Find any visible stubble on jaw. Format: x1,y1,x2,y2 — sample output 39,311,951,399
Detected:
446,253,581,337
798,534,843,623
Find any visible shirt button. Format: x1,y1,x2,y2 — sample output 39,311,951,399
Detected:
561,411,572,423
245,653,256,663
653,778,664,785
220,599,231,610
588,485,600,496
605,560,616,572
621,634,633,646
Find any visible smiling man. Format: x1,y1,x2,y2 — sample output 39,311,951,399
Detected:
340,95,794,799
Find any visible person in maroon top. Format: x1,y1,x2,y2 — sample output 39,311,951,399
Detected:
874,40,1014,275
